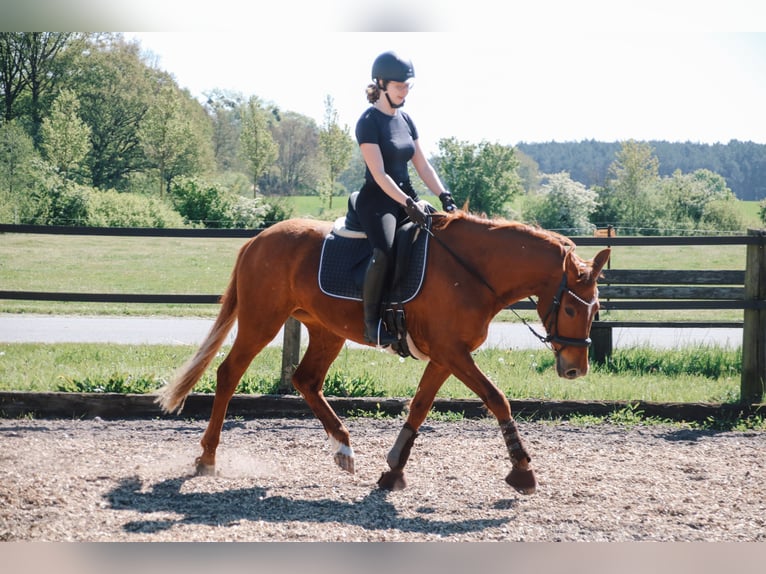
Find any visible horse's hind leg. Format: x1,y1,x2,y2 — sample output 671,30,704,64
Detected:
196,326,277,475
290,326,352,473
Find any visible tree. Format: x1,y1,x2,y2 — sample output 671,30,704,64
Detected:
40,88,91,180
595,140,663,233
68,35,157,189
268,110,321,196
205,89,245,172
139,82,213,196
318,95,353,209
435,138,522,217
0,120,44,222
525,172,598,234
0,33,25,122
239,95,278,197
20,33,82,144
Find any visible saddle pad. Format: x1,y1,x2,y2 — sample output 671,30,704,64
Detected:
318,230,429,304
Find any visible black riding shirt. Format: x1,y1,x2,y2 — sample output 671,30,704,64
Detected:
354,107,420,254
355,106,419,187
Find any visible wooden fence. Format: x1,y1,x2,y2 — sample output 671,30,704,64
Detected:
2,224,764,403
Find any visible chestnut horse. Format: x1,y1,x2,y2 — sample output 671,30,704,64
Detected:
157,211,610,494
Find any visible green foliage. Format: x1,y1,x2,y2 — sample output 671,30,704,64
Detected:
39,88,91,180
322,370,386,397
85,189,185,228
595,345,741,380
259,197,294,227
170,176,269,228
69,36,159,190
595,140,664,233
435,137,522,217
57,373,161,393
0,120,38,214
759,199,766,224
29,181,90,225
516,140,766,202
318,95,354,210
524,171,598,234
0,343,747,406
170,176,233,227
239,95,278,195
192,375,281,395
139,82,214,196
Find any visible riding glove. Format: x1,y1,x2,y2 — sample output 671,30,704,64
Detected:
439,192,457,212
404,197,429,228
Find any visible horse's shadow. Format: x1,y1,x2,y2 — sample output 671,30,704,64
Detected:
105,474,514,536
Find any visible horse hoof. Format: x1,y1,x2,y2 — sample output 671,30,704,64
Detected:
377,469,407,491
195,457,216,476
333,452,355,474
505,467,537,495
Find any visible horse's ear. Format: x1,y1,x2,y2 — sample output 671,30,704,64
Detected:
591,248,611,279
564,247,581,277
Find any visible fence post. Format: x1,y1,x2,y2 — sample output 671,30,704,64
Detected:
741,228,766,405
589,324,613,365
279,317,302,394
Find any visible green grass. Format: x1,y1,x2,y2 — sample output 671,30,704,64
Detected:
0,342,743,404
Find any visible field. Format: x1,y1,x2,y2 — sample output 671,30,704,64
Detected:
1,198,763,410
1,201,763,403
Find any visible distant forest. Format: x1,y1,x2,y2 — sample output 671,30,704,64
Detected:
515,140,766,201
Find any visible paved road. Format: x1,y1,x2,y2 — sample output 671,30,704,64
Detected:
0,314,742,350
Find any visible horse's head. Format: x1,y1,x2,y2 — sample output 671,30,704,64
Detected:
536,247,610,379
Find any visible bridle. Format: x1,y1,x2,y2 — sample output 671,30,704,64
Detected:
423,217,596,351
522,273,596,350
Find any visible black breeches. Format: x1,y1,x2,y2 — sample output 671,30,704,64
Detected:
355,182,409,255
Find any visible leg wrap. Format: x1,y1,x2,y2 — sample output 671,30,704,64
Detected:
500,419,531,466
386,423,418,470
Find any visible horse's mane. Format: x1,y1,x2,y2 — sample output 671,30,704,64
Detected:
433,210,576,250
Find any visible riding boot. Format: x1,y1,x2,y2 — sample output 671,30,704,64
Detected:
363,248,398,346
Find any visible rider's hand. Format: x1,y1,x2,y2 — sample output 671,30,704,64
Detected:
404,197,429,228
439,191,457,212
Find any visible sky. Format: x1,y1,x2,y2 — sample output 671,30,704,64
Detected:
3,1,765,157
126,30,766,155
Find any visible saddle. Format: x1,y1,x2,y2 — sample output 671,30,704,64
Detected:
318,192,430,357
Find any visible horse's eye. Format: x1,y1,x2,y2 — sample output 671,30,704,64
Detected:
564,306,576,317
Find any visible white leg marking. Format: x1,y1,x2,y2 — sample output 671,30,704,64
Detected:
328,435,355,458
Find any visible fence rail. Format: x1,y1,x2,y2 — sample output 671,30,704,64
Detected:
2,224,764,403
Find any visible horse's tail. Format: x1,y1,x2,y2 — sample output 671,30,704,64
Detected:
155,250,242,414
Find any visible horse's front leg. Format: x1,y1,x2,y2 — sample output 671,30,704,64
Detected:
447,352,537,494
290,328,354,473
377,361,450,490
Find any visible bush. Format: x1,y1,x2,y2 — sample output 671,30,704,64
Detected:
170,177,232,228
86,189,186,228
259,197,293,228
30,181,90,225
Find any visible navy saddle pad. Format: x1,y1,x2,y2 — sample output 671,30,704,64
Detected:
318,223,429,304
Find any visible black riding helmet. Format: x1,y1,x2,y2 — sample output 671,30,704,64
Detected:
371,51,415,84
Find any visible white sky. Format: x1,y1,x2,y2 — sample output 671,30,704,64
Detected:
115,3,766,156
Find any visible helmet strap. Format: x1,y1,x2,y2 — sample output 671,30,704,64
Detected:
385,92,405,109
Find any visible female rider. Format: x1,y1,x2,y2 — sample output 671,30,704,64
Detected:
355,50,457,346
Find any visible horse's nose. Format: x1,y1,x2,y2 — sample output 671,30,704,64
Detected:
565,368,580,379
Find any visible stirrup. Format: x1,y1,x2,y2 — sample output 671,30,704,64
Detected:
365,319,397,347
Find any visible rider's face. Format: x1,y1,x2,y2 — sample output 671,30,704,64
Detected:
384,80,412,105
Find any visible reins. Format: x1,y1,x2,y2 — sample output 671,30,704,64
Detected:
422,215,593,350
421,219,499,298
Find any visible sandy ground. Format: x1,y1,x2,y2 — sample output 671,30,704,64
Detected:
1,416,764,542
